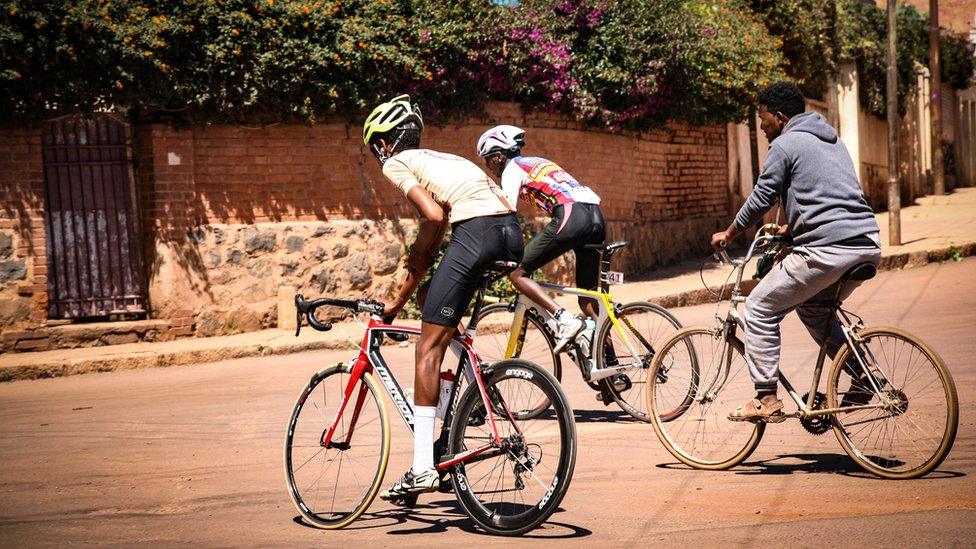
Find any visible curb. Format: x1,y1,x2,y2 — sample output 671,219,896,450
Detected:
0,336,361,383
3,241,974,383
648,241,976,309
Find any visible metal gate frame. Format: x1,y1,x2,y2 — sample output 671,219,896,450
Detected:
41,114,147,319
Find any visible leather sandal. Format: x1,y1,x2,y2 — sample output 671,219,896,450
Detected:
728,398,787,423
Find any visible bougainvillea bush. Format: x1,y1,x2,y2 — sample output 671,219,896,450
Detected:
0,0,972,127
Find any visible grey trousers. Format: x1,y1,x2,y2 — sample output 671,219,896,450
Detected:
743,240,882,392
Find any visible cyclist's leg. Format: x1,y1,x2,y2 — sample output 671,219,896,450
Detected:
509,210,571,314
794,244,881,382
736,247,840,419
383,221,485,500
571,203,606,319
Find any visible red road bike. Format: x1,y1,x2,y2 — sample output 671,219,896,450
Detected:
284,262,577,536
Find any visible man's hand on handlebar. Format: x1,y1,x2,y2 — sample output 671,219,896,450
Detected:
711,229,732,251
375,297,403,324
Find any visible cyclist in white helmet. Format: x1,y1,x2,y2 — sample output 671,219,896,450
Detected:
477,125,606,353
364,96,523,501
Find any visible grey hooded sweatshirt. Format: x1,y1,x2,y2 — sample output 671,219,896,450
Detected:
733,111,879,247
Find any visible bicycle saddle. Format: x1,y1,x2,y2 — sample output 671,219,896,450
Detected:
581,240,628,252
486,260,519,275
842,262,877,282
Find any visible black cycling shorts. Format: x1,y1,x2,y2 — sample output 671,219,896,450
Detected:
422,213,524,327
521,202,606,290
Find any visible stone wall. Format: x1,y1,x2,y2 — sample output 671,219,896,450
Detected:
178,219,415,336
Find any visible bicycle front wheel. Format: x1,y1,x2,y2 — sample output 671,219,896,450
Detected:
448,359,576,536
647,327,764,470
827,327,958,479
284,363,390,528
595,301,684,421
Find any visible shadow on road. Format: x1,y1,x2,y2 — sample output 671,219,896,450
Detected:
292,498,592,538
655,453,967,479
573,408,641,423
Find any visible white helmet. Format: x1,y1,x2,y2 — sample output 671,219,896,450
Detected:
477,125,525,157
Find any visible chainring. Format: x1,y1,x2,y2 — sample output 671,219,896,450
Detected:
799,391,832,435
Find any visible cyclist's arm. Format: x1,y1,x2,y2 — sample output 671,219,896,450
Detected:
713,144,789,249
386,186,447,313
499,163,524,210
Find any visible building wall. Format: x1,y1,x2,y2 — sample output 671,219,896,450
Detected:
0,126,48,350
0,103,726,339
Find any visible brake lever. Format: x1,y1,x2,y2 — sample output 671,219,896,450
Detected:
713,241,731,265
294,293,305,337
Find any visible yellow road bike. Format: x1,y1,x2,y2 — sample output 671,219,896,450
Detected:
474,241,688,422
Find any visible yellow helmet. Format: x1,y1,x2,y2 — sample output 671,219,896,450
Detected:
362,94,424,146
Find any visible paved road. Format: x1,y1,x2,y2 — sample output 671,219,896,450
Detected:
2,259,974,547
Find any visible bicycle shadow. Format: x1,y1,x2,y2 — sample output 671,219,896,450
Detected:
293,498,592,538
656,453,967,479
573,408,641,424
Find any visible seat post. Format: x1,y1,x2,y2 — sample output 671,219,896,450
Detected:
598,250,611,292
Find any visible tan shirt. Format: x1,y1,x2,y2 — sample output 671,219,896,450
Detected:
382,149,514,224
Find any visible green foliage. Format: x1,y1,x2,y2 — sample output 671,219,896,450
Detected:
2,0,971,127
837,0,974,120
745,0,839,100
939,30,975,90
1,0,782,128
948,246,963,263
0,0,497,122
673,0,784,125
486,0,783,129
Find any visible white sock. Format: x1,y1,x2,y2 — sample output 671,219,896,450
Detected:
412,405,437,473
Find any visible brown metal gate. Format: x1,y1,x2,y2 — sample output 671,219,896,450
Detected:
42,115,147,319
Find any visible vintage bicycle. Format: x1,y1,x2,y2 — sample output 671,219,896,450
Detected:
646,226,958,479
284,262,577,535
474,241,685,421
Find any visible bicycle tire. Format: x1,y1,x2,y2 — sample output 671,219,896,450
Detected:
647,327,765,470
827,326,958,479
595,301,686,422
475,302,561,381
448,359,576,536
284,363,391,528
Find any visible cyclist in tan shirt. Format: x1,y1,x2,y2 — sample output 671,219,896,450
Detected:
364,95,524,500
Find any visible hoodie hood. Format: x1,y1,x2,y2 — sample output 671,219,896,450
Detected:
782,111,837,144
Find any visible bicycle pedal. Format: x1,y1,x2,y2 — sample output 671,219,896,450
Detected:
389,495,420,508
437,476,455,493
762,413,790,424
595,392,613,406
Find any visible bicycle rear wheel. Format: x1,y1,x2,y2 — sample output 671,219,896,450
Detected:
448,359,576,536
284,363,390,528
595,301,685,421
647,327,764,470
827,327,958,479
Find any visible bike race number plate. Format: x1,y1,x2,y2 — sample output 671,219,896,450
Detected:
602,271,624,285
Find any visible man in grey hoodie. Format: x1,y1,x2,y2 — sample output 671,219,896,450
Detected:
711,81,882,421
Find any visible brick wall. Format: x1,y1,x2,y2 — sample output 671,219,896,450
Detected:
0,125,48,347
186,105,729,230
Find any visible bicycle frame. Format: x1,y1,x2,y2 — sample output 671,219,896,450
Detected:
502,282,651,382
712,235,889,419
317,319,523,471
